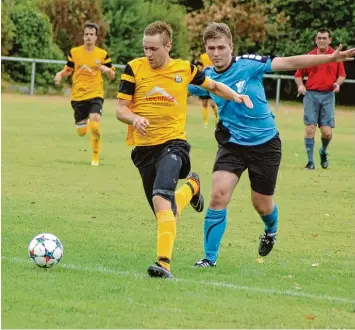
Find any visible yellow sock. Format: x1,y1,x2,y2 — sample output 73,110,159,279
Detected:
202,107,208,125
156,210,176,271
90,121,102,161
76,123,88,136
211,104,218,120
175,183,194,215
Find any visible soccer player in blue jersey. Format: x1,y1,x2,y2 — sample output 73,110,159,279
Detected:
188,22,355,267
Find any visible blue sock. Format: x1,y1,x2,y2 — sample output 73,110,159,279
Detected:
261,205,278,234
203,208,227,263
305,137,315,163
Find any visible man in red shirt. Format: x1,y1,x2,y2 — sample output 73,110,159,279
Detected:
295,28,346,170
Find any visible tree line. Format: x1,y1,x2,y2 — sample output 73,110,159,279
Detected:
1,0,354,104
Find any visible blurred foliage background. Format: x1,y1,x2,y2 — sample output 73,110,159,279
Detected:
1,0,354,104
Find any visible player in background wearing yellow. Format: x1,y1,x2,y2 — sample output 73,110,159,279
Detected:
116,21,253,279
54,22,115,166
196,53,219,127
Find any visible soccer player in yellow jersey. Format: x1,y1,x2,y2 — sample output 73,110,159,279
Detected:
116,21,252,279
54,22,115,166
196,53,218,127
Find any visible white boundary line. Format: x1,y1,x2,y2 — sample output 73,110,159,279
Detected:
3,256,355,304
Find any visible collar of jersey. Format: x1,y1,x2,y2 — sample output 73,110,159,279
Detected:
213,56,236,74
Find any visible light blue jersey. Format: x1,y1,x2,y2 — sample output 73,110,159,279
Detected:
189,55,278,146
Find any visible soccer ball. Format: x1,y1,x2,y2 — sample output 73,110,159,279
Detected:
28,233,64,268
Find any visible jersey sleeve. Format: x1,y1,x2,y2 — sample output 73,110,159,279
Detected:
188,84,209,97
240,55,273,77
64,50,75,71
103,52,115,70
117,64,136,101
189,63,208,85
294,68,308,78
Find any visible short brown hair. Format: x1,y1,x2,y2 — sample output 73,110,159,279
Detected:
144,21,173,44
203,22,232,45
84,22,99,35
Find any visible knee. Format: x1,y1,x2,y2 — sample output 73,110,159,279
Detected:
152,194,174,213
321,131,332,139
252,201,273,216
89,113,101,123
305,125,316,137
209,189,229,209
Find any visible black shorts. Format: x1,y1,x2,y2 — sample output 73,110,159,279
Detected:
213,134,282,196
199,95,211,100
71,97,103,123
131,139,191,212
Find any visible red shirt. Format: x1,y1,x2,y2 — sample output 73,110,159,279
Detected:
294,47,346,92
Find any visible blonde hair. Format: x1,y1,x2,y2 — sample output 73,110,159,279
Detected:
203,22,232,45
144,21,173,45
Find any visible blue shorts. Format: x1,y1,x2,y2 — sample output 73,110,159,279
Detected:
303,91,335,127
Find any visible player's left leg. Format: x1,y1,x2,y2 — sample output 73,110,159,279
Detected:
88,98,104,166
248,134,282,256
318,92,335,169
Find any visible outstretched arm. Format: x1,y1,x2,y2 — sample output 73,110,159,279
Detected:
203,79,253,109
272,44,355,71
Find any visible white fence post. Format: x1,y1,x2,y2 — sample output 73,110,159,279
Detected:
30,61,36,96
275,78,281,111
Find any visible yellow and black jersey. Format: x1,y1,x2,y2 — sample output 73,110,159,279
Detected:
196,53,213,71
65,46,115,101
117,57,210,146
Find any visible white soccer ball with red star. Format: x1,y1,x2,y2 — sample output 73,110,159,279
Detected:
28,233,63,268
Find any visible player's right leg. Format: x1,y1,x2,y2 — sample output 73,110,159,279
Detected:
71,100,90,137
303,92,319,170
75,120,89,136
88,98,104,166
194,143,243,268
148,146,185,279
131,146,175,278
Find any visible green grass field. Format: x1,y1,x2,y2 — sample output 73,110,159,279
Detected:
2,94,355,329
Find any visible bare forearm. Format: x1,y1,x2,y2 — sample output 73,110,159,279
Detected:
116,104,137,125
295,77,305,87
208,81,238,100
336,76,345,86
60,68,72,79
106,69,115,81
272,54,334,71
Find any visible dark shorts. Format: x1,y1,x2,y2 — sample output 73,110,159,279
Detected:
199,95,211,100
303,90,335,127
213,130,282,196
71,97,104,123
131,139,191,213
